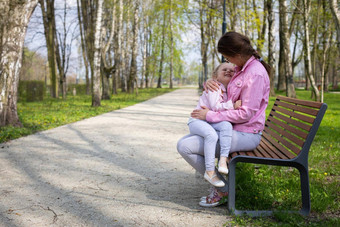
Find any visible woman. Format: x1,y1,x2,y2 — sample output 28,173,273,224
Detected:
177,31,271,207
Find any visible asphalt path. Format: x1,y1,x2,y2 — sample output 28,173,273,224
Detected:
0,89,231,226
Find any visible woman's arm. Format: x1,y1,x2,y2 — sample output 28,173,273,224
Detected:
206,73,267,123
191,106,209,120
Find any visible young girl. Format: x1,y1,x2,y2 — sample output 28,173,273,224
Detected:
188,62,241,187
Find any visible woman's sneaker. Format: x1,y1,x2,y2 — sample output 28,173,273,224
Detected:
199,187,228,207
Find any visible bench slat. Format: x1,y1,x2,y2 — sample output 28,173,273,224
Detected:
272,105,315,124
257,144,280,158
239,151,246,156
267,116,307,145
244,151,256,157
262,131,297,158
253,148,264,157
276,100,319,116
270,111,311,132
264,127,301,155
277,95,322,108
259,139,289,159
255,142,275,158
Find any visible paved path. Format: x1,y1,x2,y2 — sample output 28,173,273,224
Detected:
0,89,231,227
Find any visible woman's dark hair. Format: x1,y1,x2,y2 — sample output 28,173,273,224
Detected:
217,31,271,77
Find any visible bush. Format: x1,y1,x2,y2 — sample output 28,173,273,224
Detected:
18,80,45,102
67,84,89,95
26,81,45,102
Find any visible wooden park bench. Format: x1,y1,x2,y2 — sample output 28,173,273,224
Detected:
227,95,328,216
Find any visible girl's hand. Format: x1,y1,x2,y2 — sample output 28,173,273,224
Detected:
205,79,219,92
234,100,242,109
191,106,209,120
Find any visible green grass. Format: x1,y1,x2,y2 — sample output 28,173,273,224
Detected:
230,90,340,226
0,88,175,143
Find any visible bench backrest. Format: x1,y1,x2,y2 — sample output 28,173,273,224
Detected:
256,96,327,160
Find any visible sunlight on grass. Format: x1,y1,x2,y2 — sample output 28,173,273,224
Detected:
0,88,175,143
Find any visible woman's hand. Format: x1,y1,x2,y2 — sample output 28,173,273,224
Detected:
234,100,242,109
191,106,209,120
205,79,219,92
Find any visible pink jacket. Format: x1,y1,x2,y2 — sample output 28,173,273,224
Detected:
206,56,270,134
196,83,234,111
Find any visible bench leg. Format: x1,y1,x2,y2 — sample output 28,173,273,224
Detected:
298,165,311,216
228,160,236,214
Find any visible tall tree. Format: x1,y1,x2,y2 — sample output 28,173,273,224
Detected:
39,0,58,98
112,0,123,94
267,0,276,96
0,0,38,127
157,9,166,88
279,0,296,97
55,1,77,100
128,0,140,93
92,0,104,106
198,0,212,83
140,0,148,89
302,0,319,101
169,0,174,89
329,0,340,53
76,0,90,95
101,2,116,100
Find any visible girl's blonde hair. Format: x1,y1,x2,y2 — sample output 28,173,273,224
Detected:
212,63,225,79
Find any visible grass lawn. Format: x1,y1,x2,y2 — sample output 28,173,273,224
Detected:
231,90,339,226
0,88,175,143
0,88,338,226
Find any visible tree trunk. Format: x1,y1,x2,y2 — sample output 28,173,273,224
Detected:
267,0,276,96
169,0,173,89
302,0,319,101
320,32,331,103
0,0,38,127
329,0,340,54
101,4,116,100
113,0,122,94
92,0,103,107
128,1,139,93
311,0,321,82
39,0,58,98
157,10,166,89
121,4,131,93
199,0,210,84
277,1,286,91
76,0,90,95
279,0,295,97
55,0,73,100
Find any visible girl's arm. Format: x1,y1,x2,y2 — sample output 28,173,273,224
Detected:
205,89,234,111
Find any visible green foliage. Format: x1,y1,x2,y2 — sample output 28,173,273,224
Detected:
0,88,175,143
18,80,46,102
67,84,88,96
26,80,45,102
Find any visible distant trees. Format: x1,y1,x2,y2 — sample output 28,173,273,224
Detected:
1,0,339,127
